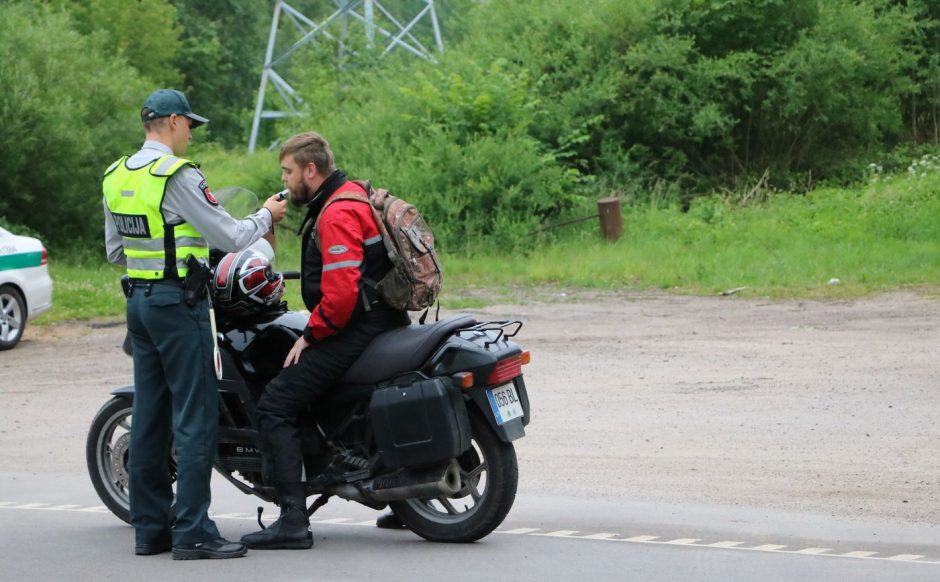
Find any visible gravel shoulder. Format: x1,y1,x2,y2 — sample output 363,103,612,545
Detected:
2,291,937,526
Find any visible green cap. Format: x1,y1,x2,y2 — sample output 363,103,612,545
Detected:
141,89,208,128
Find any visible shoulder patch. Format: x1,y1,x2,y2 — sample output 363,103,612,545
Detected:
327,244,348,255
199,179,219,206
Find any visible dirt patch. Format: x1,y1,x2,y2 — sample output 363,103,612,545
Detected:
2,291,937,525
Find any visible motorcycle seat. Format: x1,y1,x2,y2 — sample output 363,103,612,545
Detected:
340,314,478,385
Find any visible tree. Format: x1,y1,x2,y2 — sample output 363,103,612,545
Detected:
899,0,940,143
50,0,184,87
169,0,273,145
0,2,149,246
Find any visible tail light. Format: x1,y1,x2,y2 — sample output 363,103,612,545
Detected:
453,372,474,389
41,246,48,265
487,354,523,386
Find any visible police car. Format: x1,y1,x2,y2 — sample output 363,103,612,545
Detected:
0,226,52,350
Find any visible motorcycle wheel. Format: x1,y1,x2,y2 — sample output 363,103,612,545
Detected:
85,397,177,524
389,410,518,543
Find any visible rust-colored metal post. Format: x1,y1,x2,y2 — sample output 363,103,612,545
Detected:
597,197,622,242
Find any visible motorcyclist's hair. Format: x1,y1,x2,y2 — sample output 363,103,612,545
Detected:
281,131,336,175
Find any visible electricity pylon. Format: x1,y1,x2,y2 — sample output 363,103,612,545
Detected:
248,0,444,152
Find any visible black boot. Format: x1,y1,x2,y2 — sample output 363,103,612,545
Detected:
241,483,313,550
375,511,407,530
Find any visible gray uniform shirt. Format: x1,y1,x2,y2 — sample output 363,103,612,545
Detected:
104,140,273,265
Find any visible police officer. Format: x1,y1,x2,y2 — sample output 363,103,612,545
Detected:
240,132,409,550
102,89,288,560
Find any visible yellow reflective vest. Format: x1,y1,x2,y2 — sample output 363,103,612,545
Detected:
103,155,209,280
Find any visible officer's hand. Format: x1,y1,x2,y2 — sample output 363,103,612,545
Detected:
263,194,288,224
284,335,311,368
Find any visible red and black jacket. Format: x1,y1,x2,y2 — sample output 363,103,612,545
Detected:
298,171,393,341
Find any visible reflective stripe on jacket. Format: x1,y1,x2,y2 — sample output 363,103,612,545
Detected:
301,179,392,340
102,155,209,279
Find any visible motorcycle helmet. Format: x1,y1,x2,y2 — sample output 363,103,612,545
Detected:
212,249,284,316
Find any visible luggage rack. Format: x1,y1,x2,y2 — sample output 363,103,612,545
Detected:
457,320,523,348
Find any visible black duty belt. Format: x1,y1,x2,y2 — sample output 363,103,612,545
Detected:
123,277,185,299
127,278,183,285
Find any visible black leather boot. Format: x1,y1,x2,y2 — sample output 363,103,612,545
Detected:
375,511,407,530
241,483,313,550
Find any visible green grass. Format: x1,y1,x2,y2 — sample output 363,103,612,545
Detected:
39,168,940,324
445,169,940,301
44,261,126,323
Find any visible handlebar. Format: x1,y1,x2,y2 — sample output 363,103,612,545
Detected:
282,271,301,280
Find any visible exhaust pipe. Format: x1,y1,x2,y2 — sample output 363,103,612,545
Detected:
332,461,461,505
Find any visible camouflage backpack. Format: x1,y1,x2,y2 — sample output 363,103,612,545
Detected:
315,180,443,313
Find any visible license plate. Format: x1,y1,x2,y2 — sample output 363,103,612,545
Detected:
486,383,524,425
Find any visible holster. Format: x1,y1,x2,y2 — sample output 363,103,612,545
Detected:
183,254,211,307
120,275,132,299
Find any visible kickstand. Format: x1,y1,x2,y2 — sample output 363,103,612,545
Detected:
307,494,332,518
256,506,266,530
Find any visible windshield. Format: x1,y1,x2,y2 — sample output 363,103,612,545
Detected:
213,187,260,219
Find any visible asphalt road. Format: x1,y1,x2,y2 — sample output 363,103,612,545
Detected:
1,472,936,581
2,291,938,580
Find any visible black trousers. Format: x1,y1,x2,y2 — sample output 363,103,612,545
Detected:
126,281,221,547
257,309,409,485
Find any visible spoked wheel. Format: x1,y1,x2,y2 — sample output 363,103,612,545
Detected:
390,411,518,543
86,397,177,524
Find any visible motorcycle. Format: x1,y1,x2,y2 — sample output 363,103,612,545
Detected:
85,188,532,543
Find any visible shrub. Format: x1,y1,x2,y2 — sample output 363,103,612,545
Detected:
278,45,580,252
439,0,922,193
0,2,150,249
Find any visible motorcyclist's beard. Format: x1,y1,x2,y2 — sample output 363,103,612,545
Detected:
290,182,311,208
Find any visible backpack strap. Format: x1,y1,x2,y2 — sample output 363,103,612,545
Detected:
317,182,399,265
311,191,371,252
417,300,441,325
311,185,391,312
352,181,400,263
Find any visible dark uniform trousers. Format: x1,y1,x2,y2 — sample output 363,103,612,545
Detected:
258,308,410,485
126,281,221,547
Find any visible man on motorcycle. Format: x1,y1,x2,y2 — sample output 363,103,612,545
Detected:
102,89,288,559
241,132,410,550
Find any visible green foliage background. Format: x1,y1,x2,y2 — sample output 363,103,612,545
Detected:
0,0,937,266
0,2,149,245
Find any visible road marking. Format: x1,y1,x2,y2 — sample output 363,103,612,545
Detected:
535,530,580,538
582,533,619,540
1,500,938,565
888,554,926,561
841,551,878,558
623,535,660,542
751,544,788,551
315,517,353,524
794,547,830,555
76,506,110,513
709,541,745,548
